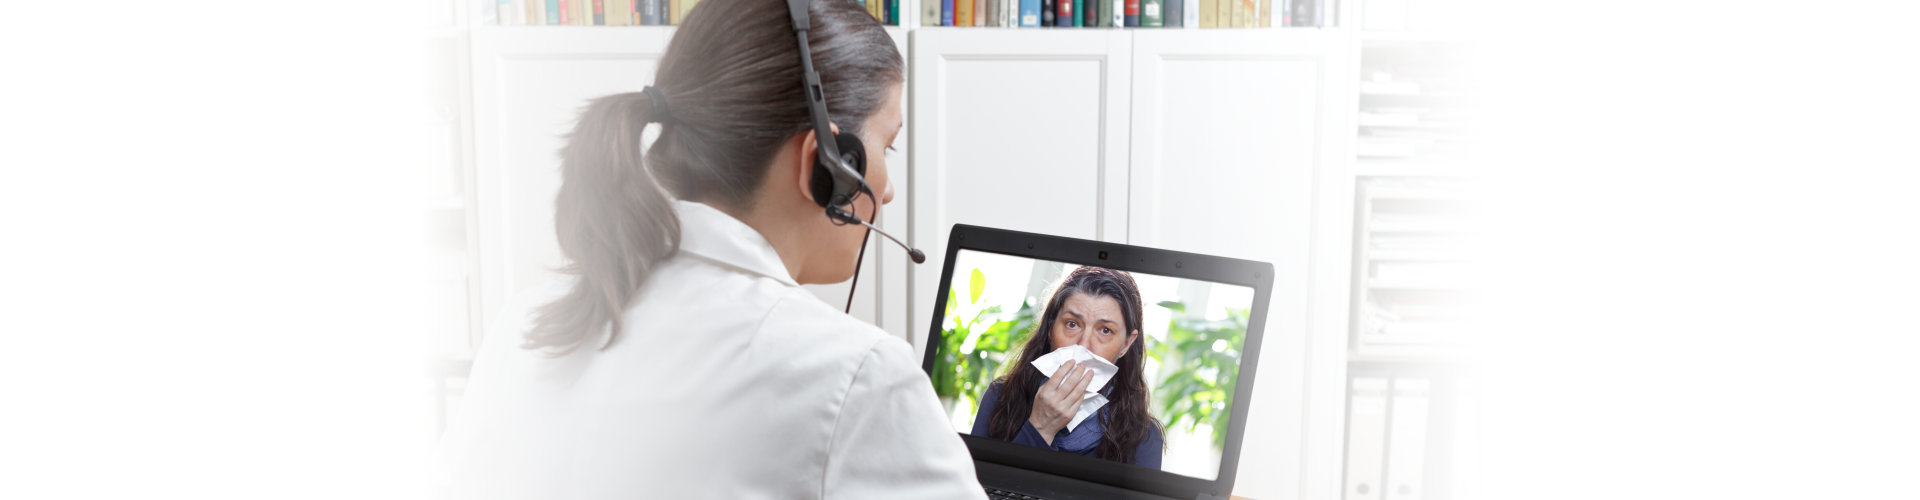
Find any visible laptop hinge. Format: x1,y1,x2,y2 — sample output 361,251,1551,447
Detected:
1195,494,1228,500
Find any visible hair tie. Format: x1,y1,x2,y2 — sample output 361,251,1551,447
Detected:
641,86,674,125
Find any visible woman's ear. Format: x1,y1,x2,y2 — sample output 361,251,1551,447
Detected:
791,123,844,206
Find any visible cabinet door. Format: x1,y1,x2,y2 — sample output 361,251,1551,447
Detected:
1126,29,1354,500
907,29,1133,359
798,28,909,338
469,28,674,344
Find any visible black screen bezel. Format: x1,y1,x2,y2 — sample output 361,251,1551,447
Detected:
919,224,1275,499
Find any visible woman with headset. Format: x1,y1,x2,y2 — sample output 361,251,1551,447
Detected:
437,0,981,497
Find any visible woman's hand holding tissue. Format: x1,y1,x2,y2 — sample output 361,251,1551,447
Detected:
1029,360,1095,445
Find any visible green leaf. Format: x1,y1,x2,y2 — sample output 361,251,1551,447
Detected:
1157,300,1186,312
968,268,985,305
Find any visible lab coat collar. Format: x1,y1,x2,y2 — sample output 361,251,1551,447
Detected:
674,200,800,288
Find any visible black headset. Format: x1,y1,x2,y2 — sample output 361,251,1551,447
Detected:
787,0,871,225
785,0,924,264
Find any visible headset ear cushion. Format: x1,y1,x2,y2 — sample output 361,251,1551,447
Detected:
808,133,869,208
834,133,867,177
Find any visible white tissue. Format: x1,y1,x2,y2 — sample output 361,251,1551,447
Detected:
1030,345,1119,432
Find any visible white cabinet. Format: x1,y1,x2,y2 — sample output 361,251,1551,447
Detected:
905,29,1135,354
906,29,1352,500
1126,29,1353,500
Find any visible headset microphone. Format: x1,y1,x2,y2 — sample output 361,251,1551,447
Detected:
828,206,926,264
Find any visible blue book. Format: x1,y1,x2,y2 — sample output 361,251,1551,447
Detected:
942,0,955,25
641,0,661,24
1073,0,1084,26
1019,0,1040,26
547,0,560,24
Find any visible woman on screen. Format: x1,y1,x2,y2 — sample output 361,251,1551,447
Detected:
971,266,1165,469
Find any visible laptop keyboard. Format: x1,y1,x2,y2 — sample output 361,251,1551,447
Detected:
984,487,1051,500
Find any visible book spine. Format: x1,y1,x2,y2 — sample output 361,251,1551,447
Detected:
547,0,560,24
591,0,603,24
974,0,985,26
1073,0,1084,26
561,0,572,24
1217,0,1230,27
1095,0,1108,27
1019,0,1040,26
1229,0,1241,27
640,0,659,24
1164,0,1180,27
1082,0,1095,26
1257,0,1269,26
1123,0,1139,26
1040,0,1053,25
888,0,898,25
1142,0,1161,26
1111,0,1122,26
1056,0,1071,27
1185,0,1198,27
942,0,955,25
984,0,997,26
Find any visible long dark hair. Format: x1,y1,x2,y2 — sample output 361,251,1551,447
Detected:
987,266,1162,463
522,0,903,352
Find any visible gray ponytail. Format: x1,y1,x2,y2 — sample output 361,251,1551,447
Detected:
524,92,678,353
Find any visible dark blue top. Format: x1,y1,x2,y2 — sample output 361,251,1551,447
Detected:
969,382,1163,470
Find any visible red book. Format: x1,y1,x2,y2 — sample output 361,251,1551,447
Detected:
1056,0,1072,26
593,0,605,24
1124,0,1140,25
560,0,572,24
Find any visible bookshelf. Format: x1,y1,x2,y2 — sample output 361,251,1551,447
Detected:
1338,0,1480,498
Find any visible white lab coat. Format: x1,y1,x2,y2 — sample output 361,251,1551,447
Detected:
440,200,983,499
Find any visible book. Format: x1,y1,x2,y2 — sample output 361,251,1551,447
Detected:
888,0,897,25
667,0,680,24
1094,0,1108,27
1184,0,1198,27
640,0,660,24
1258,0,1269,26
1073,0,1084,26
942,0,954,25
1216,0,1228,27
547,0,560,24
984,0,996,26
1164,0,1180,27
1386,379,1432,500
1198,0,1211,27
1240,0,1253,26
1142,0,1161,26
926,0,943,26
1111,0,1122,26
974,0,985,26
1040,0,1054,25
1019,0,1040,26
592,0,603,24
1345,378,1391,500
1057,0,1073,27
1123,0,1138,26
1228,0,1240,27
956,0,971,26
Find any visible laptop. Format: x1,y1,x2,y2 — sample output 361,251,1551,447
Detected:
920,224,1274,500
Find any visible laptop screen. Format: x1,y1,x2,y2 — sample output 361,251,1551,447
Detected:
929,248,1255,481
